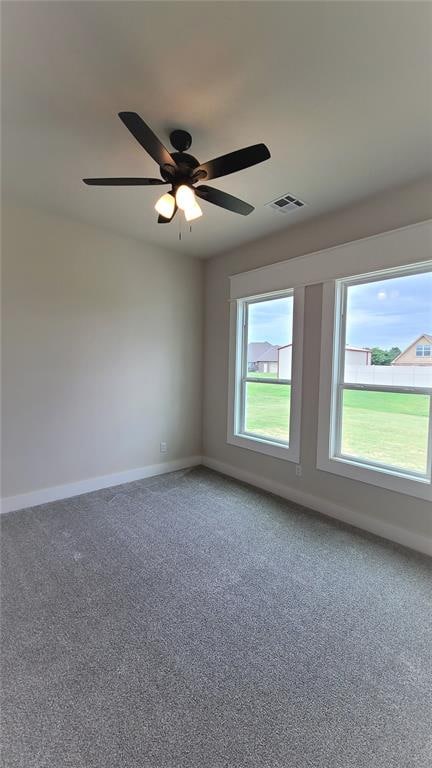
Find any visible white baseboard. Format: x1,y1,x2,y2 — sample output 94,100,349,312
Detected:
3,454,430,556
1,455,203,514
202,456,432,557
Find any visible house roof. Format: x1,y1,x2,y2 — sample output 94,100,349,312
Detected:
345,346,371,352
391,333,432,363
251,342,372,363
247,342,279,363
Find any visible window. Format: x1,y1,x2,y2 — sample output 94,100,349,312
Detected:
228,288,304,462
318,261,432,499
417,344,431,357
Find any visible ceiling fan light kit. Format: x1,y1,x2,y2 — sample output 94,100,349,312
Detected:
184,201,203,222
175,184,196,212
83,113,271,227
154,192,175,219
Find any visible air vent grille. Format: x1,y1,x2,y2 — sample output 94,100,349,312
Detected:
267,194,306,214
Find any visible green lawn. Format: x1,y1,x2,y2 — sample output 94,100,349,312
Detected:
245,383,429,473
341,390,429,473
245,382,291,442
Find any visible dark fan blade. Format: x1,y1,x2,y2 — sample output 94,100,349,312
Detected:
118,112,175,168
158,203,178,223
197,143,270,181
83,178,167,185
195,185,254,215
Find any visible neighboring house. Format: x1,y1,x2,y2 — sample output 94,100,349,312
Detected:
392,334,432,366
278,344,370,380
247,342,279,373
345,346,372,366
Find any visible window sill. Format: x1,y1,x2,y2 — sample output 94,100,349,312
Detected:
317,453,432,501
228,432,299,463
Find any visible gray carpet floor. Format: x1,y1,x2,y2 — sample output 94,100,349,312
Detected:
1,467,431,768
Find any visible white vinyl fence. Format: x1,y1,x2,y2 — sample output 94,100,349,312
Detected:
344,365,432,389
278,342,432,388
278,346,292,379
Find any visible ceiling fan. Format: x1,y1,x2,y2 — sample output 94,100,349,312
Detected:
83,112,271,223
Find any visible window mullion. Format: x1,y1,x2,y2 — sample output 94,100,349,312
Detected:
342,383,432,396
244,377,291,385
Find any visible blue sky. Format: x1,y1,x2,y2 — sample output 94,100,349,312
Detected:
248,296,293,346
346,272,432,350
248,271,431,350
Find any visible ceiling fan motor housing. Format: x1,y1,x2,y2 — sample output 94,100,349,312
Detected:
161,149,204,185
169,129,192,152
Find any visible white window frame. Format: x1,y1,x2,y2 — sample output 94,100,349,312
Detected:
227,287,304,463
317,261,432,501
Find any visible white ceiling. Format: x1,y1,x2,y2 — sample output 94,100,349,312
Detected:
3,1,432,258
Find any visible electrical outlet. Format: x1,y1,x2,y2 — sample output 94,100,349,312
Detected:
295,464,302,477
160,442,167,454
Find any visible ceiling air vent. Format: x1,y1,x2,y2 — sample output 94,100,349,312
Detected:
266,194,306,214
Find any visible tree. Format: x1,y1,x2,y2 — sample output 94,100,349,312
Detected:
388,347,402,361
371,346,401,365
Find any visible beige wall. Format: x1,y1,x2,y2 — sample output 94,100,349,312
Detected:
2,202,203,497
203,177,432,540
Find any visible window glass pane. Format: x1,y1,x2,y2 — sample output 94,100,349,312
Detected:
247,295,293,380
343,270,432,388
340,389,430,475
245,382,290,443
